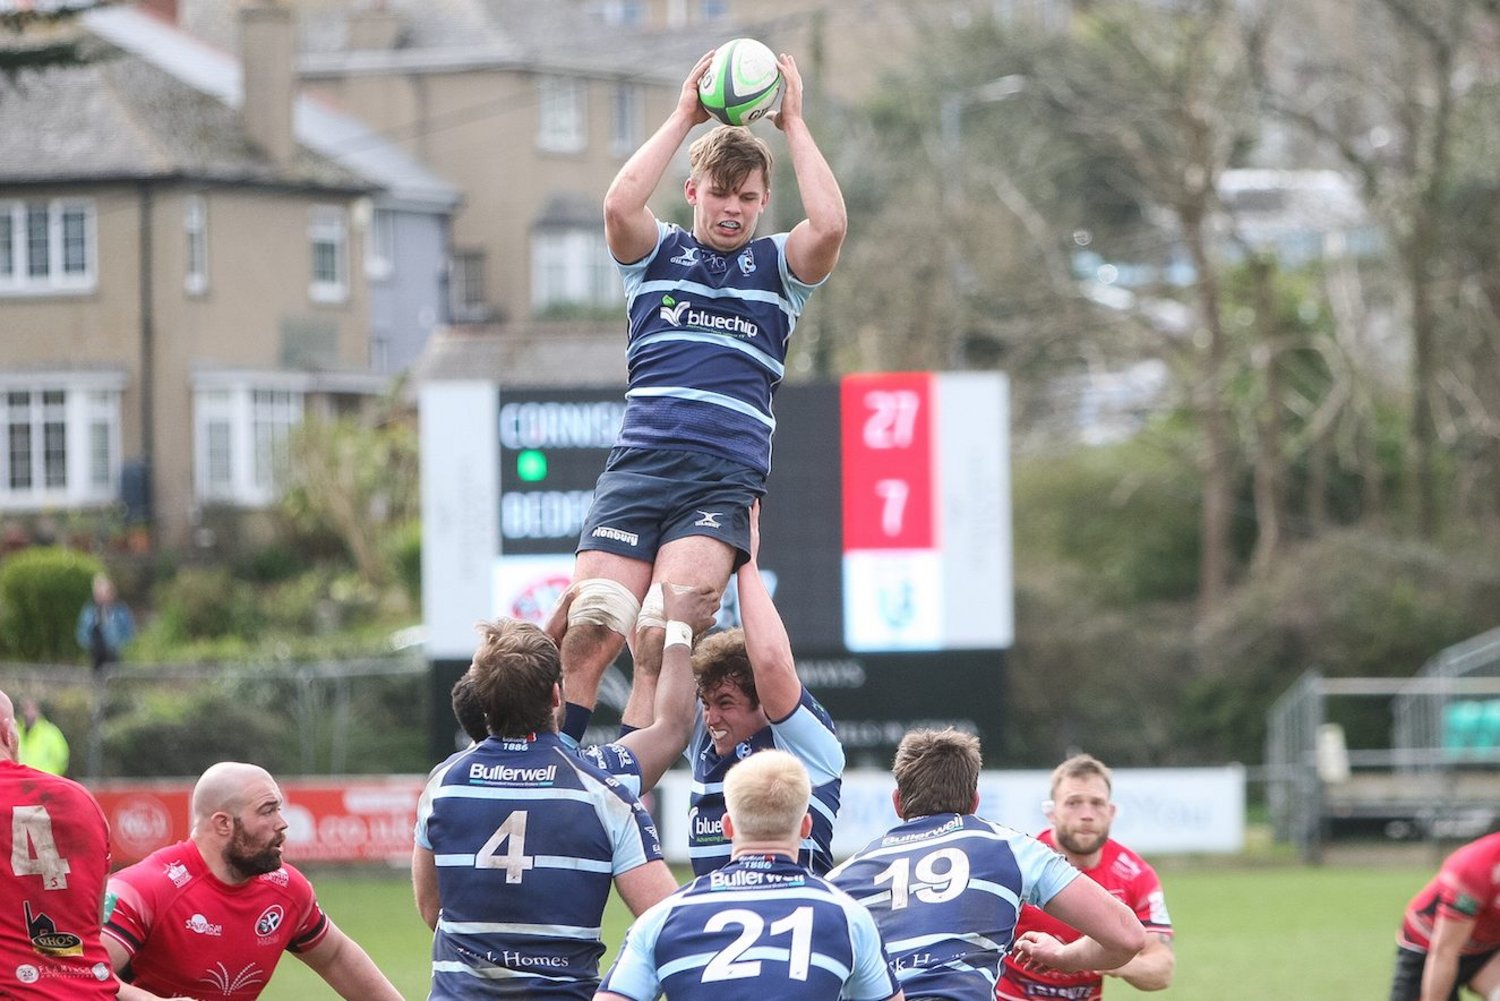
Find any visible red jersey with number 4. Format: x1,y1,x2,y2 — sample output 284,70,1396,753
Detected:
996,833,1172,1001
1399,831,1500,956
103,839,329,1000
0,758,116,1000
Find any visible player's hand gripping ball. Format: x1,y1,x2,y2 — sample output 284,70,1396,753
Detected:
698,38,782,126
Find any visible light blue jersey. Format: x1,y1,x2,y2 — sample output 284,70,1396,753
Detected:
687,687,844,875
600,854,900,1001
415,732,665,999
829,813,1081,1001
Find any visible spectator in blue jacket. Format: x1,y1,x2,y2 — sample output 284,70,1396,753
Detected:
76,573,134,672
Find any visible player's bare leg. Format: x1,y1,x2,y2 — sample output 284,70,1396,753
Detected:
556,551,653,728
628,535,735,720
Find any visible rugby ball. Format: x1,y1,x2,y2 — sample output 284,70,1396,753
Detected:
698,38,782,127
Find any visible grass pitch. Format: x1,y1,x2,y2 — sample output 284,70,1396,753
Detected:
257,860,1431,1000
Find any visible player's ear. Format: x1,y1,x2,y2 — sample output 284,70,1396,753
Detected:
890,789,902,818
1041,799,1056,819
799,812,813,839
721,813,736,841
684,175,699,205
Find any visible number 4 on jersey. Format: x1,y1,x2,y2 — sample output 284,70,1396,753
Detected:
10,805,71,890
476,811,534,884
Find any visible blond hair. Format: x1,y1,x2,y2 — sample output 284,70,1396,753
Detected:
724,750,810,842
1050,753,1113,799
688,125,773,192
892,728,980,818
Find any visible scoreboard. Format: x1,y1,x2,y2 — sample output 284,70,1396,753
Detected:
420,373,1012,761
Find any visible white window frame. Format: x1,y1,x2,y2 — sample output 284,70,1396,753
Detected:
193,381,305,507
537,75,587,154
365,206,395,282
531,228,622,311
0,374,123,510
0,198,97,296
308,204,349,304
185,194,209,296
611,82,644,157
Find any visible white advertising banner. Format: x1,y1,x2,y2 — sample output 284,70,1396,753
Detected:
654,765,1245,863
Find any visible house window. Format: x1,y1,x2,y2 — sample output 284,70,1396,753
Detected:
194,385,304,506
0,199,96,295
0,380,122,509
185,194,208,295
531,228,622,313
365,207,395,281
308,204,349,303
537,75,586,154
699,0,727,20
611,82,643,157
451,251,488,322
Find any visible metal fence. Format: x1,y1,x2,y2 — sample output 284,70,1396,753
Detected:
1,654,430,780
1266,626,1500,862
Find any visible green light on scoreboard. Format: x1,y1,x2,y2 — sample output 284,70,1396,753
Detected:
516,449,548,482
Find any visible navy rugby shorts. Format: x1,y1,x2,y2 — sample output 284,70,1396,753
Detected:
577,447,764,570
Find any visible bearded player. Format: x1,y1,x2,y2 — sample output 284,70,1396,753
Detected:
996,754,1175,1001
104,761,401,1001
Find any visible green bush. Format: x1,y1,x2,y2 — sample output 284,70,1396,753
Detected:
102,687,293,778
0,547,103,661
152,567,261,641
1013,436,1202,605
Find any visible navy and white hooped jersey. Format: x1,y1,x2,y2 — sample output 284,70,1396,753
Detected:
415,731,665,1000
828,813,1081,1001
686,687,844,876
615,221,822,476
579,740,645,797
598,854,899,1001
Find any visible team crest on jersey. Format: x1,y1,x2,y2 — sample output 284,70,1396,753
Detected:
670,247,700,267
164,860,191,887
255,904,285,938
735,741,754,760
738,248,756,275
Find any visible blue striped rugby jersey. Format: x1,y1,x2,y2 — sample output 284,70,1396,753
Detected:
828,813,1081,1001
686,687,844,876
615,221,823,476
599,853,900,1001
415,731,665,999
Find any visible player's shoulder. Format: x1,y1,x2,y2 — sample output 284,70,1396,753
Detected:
1098,839,1159,886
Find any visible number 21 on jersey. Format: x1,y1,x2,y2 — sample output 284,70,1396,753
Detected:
10,805,72,890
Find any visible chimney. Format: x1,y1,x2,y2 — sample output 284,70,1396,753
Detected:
239,2,296,166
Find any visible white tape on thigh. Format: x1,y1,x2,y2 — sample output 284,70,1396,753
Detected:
636,583,666,633
567,578,641,637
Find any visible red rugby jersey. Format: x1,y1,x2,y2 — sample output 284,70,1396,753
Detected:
996,833,1172,1001
1398,831,1500,955
104,839,329,1000
0,758,116,999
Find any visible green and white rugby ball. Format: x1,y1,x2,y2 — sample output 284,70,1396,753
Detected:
698,38,782,127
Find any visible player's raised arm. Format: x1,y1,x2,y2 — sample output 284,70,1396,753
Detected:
774,53,847,285
735,501,800,720
617,582,720,792
604,50,714,264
